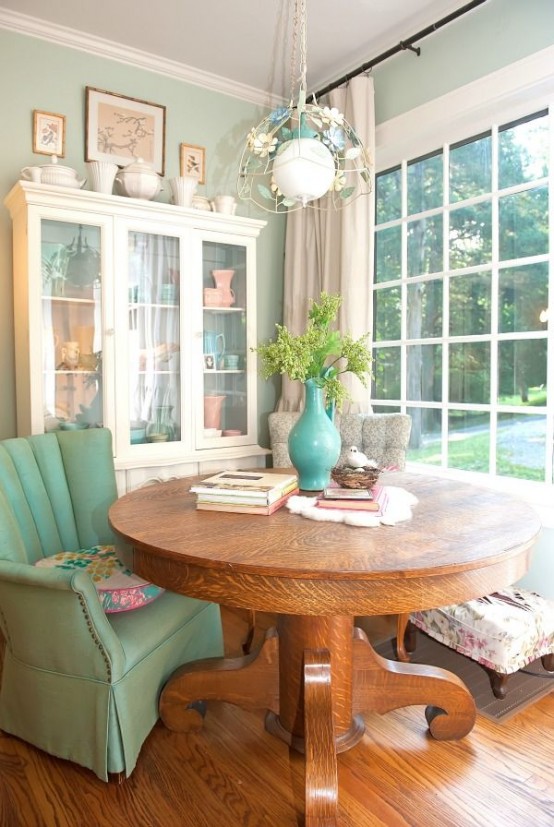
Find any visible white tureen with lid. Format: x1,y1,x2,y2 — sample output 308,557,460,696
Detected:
115,158,162,200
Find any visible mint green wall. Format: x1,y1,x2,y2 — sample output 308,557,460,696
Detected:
1,0,553,443
0,29,285,443
373,0,554,124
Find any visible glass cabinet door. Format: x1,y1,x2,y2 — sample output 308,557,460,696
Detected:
127,230,181,446
41,220,102,432
201,239,249,441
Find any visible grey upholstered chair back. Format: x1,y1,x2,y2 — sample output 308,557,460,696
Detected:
268,412,412,469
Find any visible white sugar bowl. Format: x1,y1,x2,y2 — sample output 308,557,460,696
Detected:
115,158,162,200
21,155,85,188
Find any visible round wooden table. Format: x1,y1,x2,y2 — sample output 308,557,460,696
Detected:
109,472,540,825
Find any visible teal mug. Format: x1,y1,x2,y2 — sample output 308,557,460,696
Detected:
224,354,239,370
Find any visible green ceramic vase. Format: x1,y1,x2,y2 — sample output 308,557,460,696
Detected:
288,378,341,491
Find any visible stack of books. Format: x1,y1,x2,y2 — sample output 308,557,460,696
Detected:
190,470,299,515
315,484,388,515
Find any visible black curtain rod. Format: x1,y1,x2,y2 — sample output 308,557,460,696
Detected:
312,0,489,100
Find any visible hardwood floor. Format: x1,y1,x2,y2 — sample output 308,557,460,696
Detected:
1,608,553,827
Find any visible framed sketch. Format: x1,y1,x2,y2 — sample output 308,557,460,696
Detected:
180,143,206,184
85,87,166,174
203,353,216,371
33,110,66,157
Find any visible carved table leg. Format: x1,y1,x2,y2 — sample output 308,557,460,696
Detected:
266,615,365,754
160,628,280,731
304,648,339,827
351,627,476,740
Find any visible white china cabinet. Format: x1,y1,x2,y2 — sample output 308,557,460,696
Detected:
5,182,268,492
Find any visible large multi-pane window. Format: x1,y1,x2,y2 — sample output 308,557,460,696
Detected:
373,110,552,483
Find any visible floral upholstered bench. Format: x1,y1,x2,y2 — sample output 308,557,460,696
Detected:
405,587,554,699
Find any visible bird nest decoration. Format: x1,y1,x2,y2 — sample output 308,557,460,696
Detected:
330,465,381,490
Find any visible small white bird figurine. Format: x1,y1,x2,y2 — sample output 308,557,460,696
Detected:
346,446,377,468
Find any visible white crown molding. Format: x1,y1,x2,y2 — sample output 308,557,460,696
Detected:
376,44,554,170
0,7,283,109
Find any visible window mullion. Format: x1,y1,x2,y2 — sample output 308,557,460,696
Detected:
545,103,554,484
442,142,450,469
490,123,500,475
400,159,408,412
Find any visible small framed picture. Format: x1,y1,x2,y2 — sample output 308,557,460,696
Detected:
203,353,216,371
180,143,206,184
33,110,66,157
85,87,166,174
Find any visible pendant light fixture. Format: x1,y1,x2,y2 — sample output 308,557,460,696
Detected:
237,0,372,213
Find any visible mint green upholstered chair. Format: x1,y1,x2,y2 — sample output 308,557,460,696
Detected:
0,428,223,781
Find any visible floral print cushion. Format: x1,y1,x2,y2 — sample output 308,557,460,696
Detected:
410,587,554,675
35,545,164,613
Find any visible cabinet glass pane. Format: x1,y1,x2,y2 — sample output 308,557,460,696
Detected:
127,231,181,444
202,240,248,437
41,220,102,431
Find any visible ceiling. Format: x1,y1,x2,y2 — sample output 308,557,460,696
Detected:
1,0,477,103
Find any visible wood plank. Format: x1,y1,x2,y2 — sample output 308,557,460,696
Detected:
0,609,553,826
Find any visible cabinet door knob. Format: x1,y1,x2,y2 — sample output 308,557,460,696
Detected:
105,328,115,336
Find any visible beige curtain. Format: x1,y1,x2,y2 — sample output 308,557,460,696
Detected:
277,74,375,412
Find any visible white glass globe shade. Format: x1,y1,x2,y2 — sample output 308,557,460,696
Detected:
273,138,335,206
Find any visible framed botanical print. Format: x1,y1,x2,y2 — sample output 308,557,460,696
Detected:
180,143,206,184
33,110,66,157
85,87,166,174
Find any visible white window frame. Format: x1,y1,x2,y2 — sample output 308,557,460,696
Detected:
374,45,554,524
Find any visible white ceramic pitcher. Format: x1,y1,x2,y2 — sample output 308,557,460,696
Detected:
168,177,197,207
86,161,118,194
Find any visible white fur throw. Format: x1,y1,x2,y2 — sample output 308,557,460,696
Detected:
286,486,417,527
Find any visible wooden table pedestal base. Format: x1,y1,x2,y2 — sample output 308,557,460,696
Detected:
159,615,476,826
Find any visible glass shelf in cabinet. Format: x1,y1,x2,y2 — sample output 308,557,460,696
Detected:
43,295,96,305
202,306,245,313
129,303,179,311
52,368,101,374
203,368,244,374
136,371,178,378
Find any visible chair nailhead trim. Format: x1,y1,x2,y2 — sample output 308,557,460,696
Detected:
77,594,112,680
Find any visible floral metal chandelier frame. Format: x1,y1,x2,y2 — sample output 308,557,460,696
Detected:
237,0,372,213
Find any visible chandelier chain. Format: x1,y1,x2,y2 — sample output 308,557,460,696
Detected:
289,0,308,103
